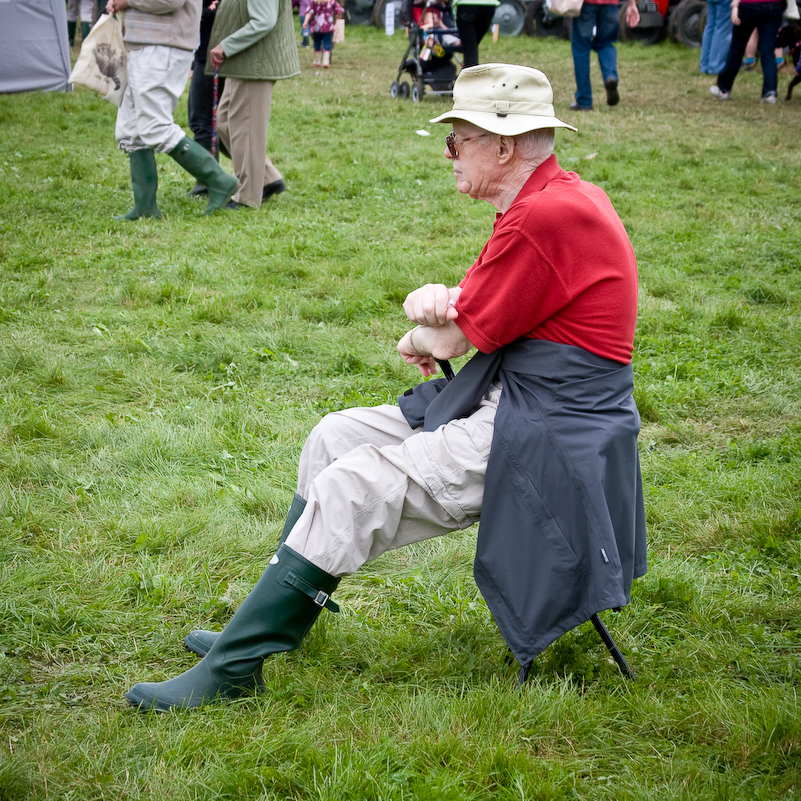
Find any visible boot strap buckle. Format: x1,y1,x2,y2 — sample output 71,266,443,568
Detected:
285,569,340,613
312,589,339,613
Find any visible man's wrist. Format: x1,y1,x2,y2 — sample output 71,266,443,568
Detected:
409,327,421,353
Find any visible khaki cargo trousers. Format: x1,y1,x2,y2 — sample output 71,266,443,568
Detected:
284,384,502,577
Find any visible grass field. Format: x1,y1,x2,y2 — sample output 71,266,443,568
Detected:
1,20,800,801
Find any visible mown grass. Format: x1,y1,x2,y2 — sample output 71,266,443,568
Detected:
1,21,800,801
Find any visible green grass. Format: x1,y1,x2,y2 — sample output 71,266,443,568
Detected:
1,21,800,801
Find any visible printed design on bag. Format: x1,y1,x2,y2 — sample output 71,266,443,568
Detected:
94,43,124,90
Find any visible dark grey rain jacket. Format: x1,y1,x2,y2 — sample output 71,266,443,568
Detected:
399,338,647,668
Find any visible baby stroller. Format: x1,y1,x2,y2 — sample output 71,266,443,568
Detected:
390,0,462,102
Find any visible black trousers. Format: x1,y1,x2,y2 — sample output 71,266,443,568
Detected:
716,1,783,97
455,4,497,68
187,61,226,151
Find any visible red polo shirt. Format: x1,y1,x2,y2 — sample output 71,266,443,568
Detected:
455,155,639,364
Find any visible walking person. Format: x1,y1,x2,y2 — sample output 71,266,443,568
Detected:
700,0,733,74
451,0,499,68
106,0,239,219
186,0,226,197
570,0,639,111
67,0,95,45
304,0,344,68
299,0,312,47
207,0,300,209
711,0,784,102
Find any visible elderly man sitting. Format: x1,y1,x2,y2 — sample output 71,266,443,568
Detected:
125,63,647,712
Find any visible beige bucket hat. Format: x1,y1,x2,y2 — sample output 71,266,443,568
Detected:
430,63,577,135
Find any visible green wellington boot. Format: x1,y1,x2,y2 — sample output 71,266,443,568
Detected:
81,21,91,42
168,136,238,215
188,140,217,197
125,543,339,712
116,149,162,221
67,20,77,46
184,494,308,658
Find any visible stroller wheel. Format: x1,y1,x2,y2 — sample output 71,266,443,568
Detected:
399,81,410,98
390,81,400,98
411,78,424,102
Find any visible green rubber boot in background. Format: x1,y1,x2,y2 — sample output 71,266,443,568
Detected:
81,21,91,42
125,543,340,712
184,494,308,658
67,21,77,45
188,140,217,197
168,136,238,215
116,149,162,221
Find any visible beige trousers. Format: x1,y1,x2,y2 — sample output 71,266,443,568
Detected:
284,384,501,577
216,77,282,208
115,46,193,154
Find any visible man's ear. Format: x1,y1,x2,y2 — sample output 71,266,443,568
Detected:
496,135,515,164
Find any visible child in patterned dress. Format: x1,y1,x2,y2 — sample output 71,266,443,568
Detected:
304,0,345,68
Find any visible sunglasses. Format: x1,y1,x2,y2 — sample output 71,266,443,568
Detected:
445,131,491,158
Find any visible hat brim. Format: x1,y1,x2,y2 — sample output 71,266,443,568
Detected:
428,109,577,135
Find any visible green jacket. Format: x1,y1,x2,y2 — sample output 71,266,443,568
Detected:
206,0,300,80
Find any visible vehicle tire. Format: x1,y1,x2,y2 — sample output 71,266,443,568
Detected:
411,79,424,102
618,3,666,45
399,80,410,98
492,0,526,36
372,0,403,28
670,0,706,48
390,81,400,98
344,0,375,26
524,0,567,37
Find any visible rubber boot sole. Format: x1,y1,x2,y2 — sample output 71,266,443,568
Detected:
184,629,219,657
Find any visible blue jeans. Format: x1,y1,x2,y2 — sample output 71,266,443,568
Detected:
699,0,733,74
717,1,783,96
312,30,333,51
571,2,620,108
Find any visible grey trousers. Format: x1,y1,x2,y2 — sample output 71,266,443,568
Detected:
284,384,501,577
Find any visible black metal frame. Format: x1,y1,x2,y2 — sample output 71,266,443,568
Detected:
515,611,636,686
590,611,636,680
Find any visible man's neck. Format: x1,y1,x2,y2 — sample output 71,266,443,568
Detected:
491,155,552,214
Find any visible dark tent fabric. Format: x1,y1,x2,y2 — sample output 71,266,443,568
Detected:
0,0,72,93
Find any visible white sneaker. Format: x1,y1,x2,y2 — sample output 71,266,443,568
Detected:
710,85,730,100
761,93,777,104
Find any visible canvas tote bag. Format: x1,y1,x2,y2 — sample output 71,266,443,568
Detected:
333,18,345,43
69,14,127,105
549,0,583,17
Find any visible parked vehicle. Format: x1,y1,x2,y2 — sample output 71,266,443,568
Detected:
524,0,571,38
618,0,706,47
666,0,706,47
494,0,528,36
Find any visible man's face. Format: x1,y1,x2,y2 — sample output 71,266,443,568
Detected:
445,122,499,202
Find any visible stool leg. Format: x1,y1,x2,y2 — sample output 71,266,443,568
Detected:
591,612,636,681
